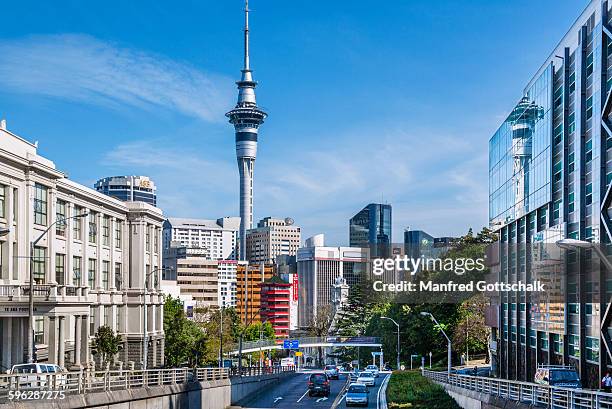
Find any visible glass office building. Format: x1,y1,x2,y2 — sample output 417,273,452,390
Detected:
349,203,392,257
404,229,454,259
95,176,157,206
487,0,612,387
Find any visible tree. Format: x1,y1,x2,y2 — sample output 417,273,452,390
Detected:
93,325,122,368
452,295,490,362
306,305,335,366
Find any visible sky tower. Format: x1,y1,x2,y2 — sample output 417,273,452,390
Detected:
226,0,267,260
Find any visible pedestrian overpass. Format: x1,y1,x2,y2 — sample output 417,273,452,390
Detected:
227,336,382,355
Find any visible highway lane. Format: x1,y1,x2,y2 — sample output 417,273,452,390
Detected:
239,371,390,409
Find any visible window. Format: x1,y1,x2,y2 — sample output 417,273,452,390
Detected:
114,262,122,290
568,192,575,213
88,259,96,289
529,329,536,348
568,113,576,134
553,200,561,220
586,183,593,206
569,72,576,94
115,221,122,248
154,230,159,253
88,213,97,244
586,96,593,120
568,152,575,173
146,227,150,250
90,306,96,335
568,335,580,357
0,184,6,219
55,254,65,285
56,200,66,237
33,247,46,284
553,123,563,145
585,139,593,162
102,261,109,290
586,336,599,362
72,256,81,286
33,184,47,226
34,317,44,345
539,332,549,351
102,216,110,246
553,334,563,354
73,206,83,240
586,52,594,77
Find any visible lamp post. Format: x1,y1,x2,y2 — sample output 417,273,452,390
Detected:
143,266,172,370
381,316,400,370
421,311,452,376
27,212,88,364
556,238,612,270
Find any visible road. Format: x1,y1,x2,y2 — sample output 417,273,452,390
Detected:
238,371,390,409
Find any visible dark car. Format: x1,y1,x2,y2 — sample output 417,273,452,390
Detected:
308,372,330,397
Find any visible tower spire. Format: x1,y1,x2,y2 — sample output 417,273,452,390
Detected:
244,0,250,71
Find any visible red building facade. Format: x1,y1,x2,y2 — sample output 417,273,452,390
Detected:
259,277,291,338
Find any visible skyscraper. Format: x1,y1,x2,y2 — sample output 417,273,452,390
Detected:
226,0,267,261
349,203,392,257
246,217,301,264
487,0,612,388
94,176,157,206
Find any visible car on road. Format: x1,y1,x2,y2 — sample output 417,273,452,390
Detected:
356,371,375,387
349,369,360,382
324,364,339,380
9,363,66,389
308,372,330,397
346,382,369,406
365,364,379,377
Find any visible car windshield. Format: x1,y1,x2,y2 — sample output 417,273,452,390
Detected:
325,365,335,370
349,384,367,393
367,366,376,369
310,374,327,382
14,365,37,374
359,372,373,378
551,370,579,382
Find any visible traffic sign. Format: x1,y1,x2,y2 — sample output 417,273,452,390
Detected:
295,352,303,357
371,352,383,356
283,339,299,349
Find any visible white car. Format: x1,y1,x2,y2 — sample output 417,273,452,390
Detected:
10,363,66,389
356,371,375,387
365,364,379,377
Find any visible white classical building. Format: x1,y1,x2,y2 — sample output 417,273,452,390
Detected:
0,122,164,371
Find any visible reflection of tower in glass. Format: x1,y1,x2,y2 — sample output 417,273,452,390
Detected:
509,96,543,217
226,0,267,260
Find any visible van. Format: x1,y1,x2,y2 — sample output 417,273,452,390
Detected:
534,365,581,389
10,363,66,389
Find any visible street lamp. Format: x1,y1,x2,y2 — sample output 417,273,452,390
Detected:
28,212,88,363
381,316,400,370
143,266,172,370
421,311,452,376
556,238,612,271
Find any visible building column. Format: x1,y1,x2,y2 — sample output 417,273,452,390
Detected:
152,339,157,368
2,318,12,370
12,318,23,364
58,316,65,368
48,317,58,364
81,314,90,368
73,315,82,368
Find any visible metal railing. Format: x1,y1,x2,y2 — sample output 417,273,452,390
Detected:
0,366,294,401
228,336,383,352
422,369,612,408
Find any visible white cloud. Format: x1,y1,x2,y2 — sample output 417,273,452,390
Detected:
0,34,233,121
99,126,489,245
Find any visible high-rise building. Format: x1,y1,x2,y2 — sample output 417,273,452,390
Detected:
297,234,369,328
349,203,392,257
276,255,298,331
226,0,267,261
162,217,240,261
259,276,291,338
94,176,157,206
164,245,219,313
0,123,164,370
218,260,242,308
246,217,301,264
236,263,274,325
487,0,612,388
404,229,455,259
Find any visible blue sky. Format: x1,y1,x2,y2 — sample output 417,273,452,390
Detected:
0,1,583,244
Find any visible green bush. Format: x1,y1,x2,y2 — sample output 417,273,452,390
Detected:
386,371,460,409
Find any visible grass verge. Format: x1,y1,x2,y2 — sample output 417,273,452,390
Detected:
386,370,461,409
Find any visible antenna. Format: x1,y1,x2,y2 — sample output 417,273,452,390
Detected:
244,0,250,71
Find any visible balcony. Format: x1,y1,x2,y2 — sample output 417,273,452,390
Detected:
0,284,86,303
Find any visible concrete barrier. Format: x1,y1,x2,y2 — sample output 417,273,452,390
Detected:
434,382,535,409
0,372,295,409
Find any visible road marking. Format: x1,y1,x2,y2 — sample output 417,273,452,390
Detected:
316,397,328,402
273,396,283,404
377,374,391,409
297,389,309,403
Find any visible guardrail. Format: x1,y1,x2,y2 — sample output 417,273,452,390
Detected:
0,366,295,400
422,369,612,409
